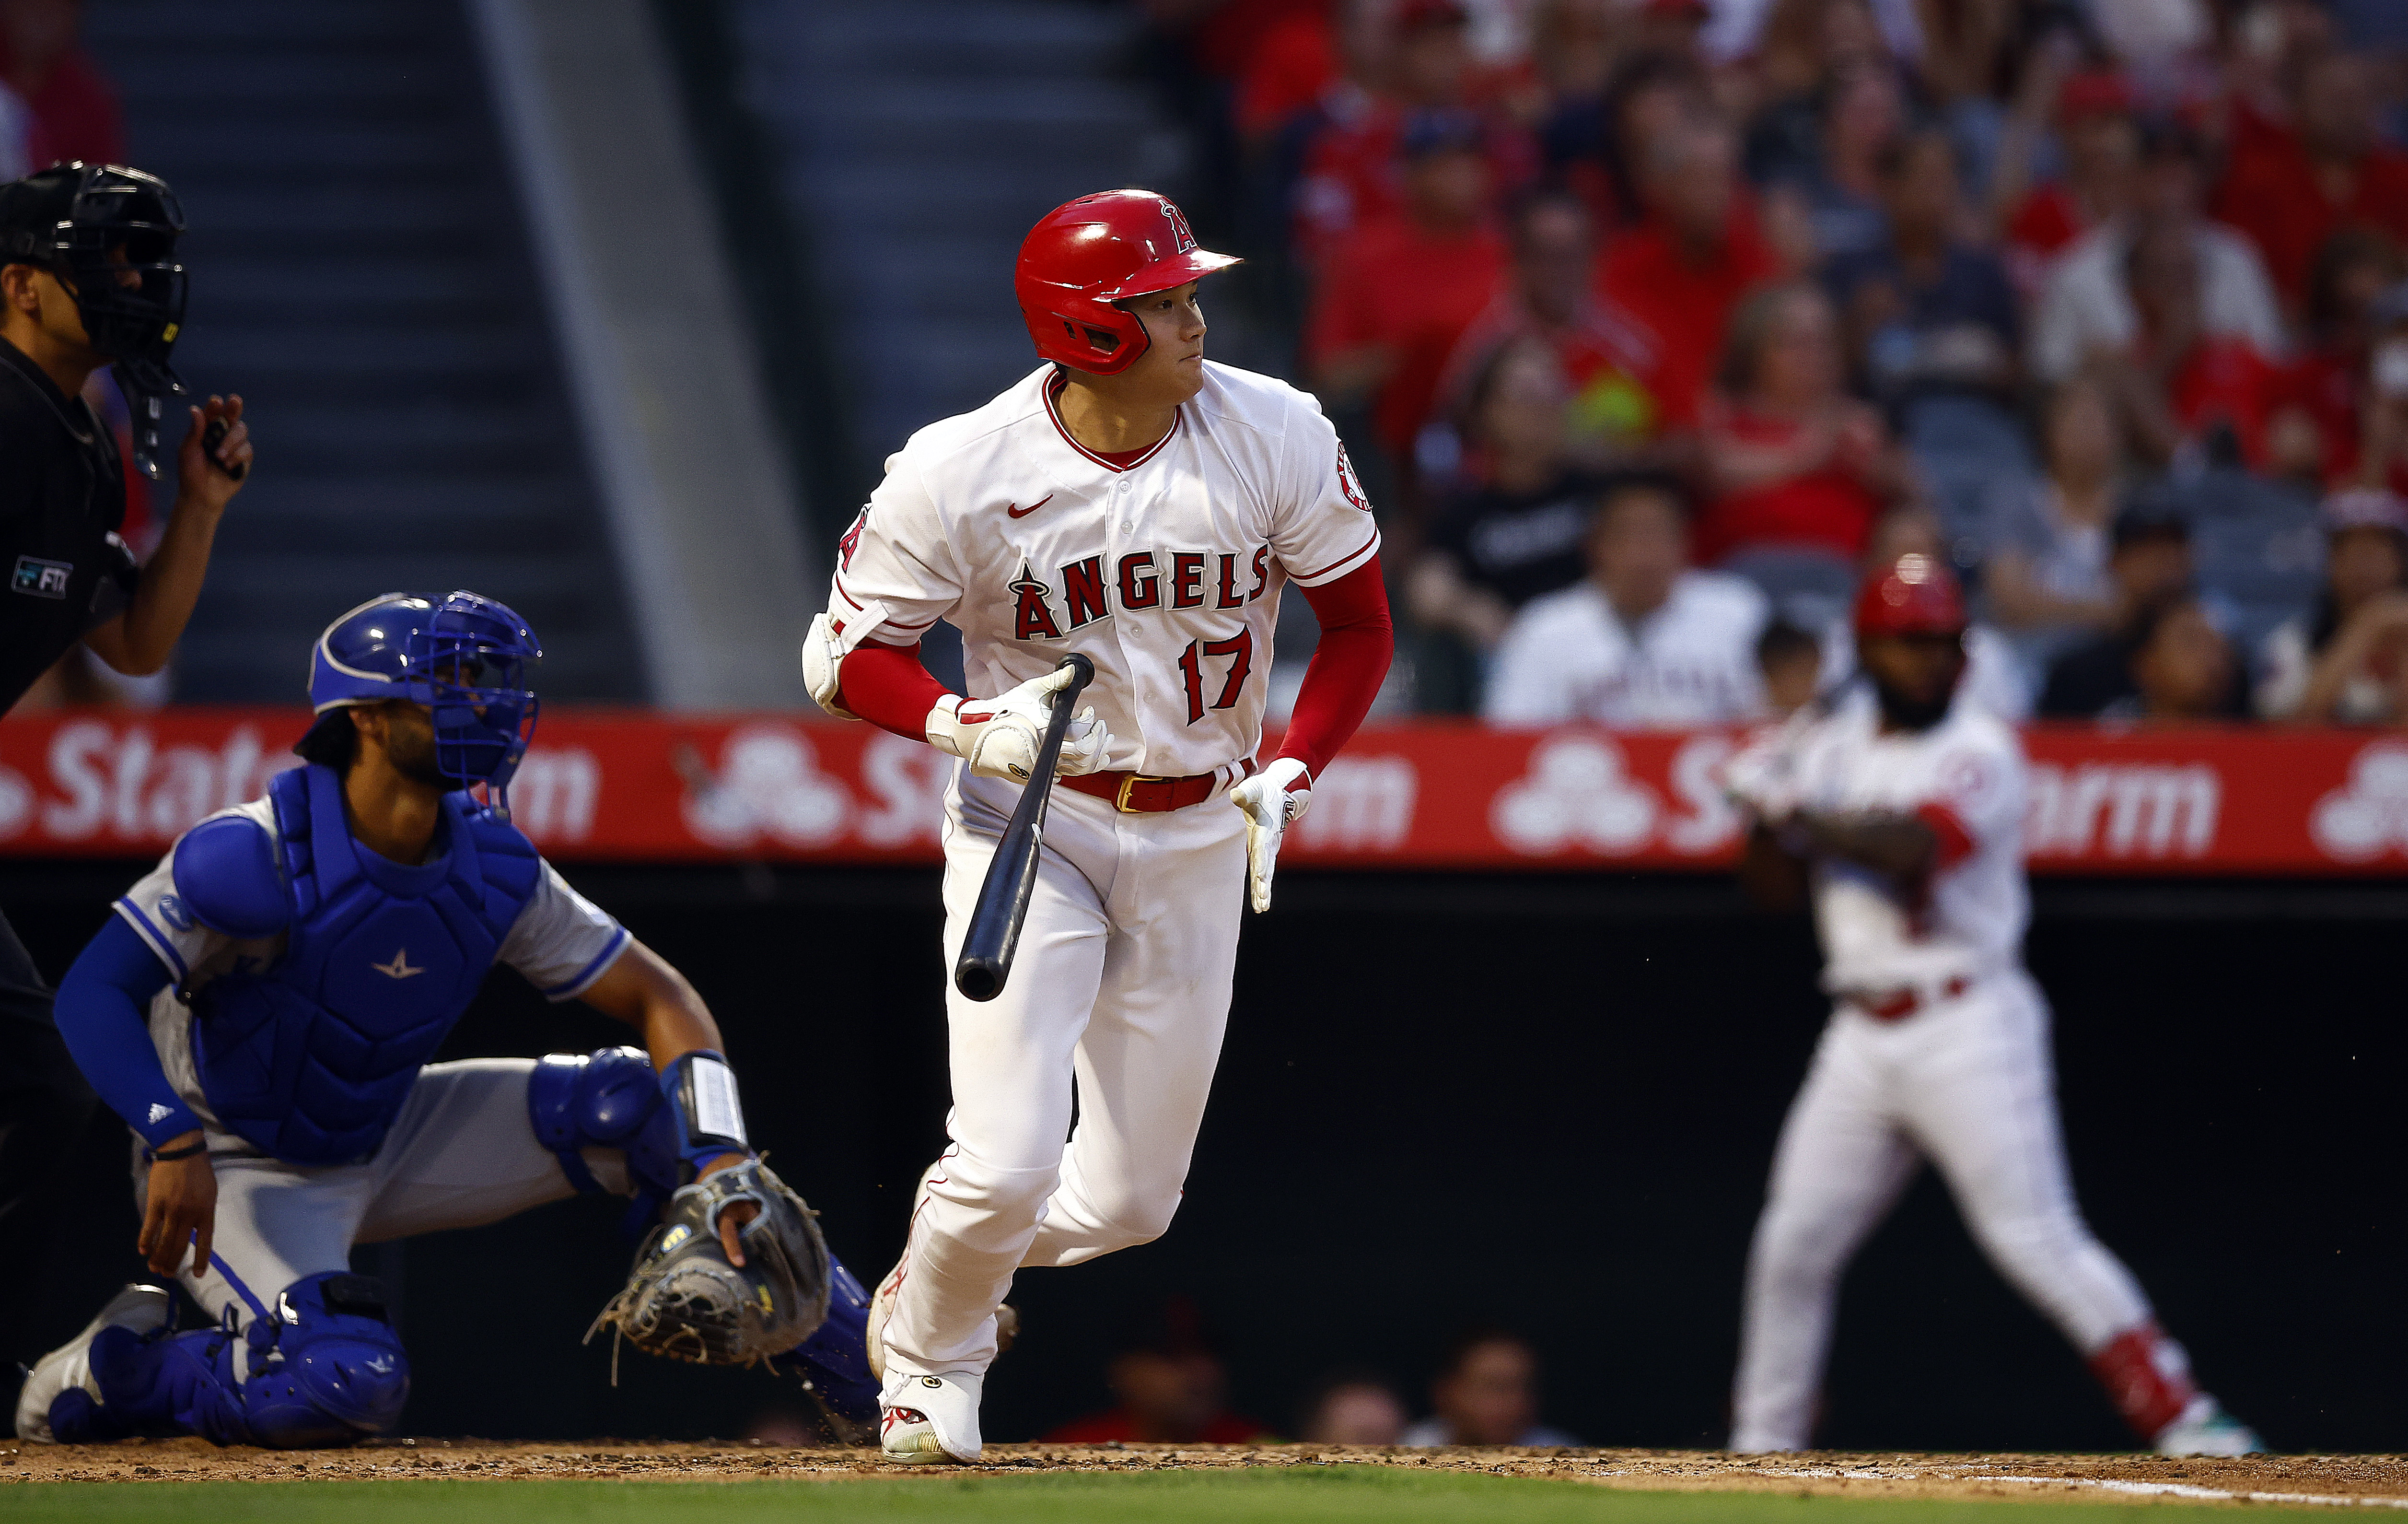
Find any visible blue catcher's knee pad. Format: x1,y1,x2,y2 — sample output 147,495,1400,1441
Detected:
240,1273,409,1448
529,1045,680,1210
787,1254,877,1423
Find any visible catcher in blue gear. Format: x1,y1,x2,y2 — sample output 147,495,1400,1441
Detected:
17,592,874,1448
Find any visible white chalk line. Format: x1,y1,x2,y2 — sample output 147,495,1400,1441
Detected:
1602,1464,2408,1510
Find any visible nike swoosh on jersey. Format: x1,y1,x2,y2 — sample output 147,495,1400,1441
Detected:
1005,494,1054,519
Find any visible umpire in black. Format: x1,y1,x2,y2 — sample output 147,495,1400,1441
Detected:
0,163,249,1371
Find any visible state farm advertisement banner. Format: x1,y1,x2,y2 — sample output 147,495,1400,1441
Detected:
0,709,2402,876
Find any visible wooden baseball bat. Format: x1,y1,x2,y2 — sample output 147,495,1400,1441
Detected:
953,653,1096,1003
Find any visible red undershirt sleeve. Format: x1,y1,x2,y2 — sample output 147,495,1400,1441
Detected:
1277,555,1394,784
837,641,953,741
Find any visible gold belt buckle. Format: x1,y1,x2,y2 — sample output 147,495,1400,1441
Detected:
1115,774,1173,812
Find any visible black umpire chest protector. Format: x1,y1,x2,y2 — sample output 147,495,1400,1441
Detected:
0,335,137,711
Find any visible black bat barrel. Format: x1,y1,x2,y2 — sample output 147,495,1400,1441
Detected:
954,653,1096,1002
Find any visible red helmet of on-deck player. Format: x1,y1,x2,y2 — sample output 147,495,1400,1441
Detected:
1852,553,1968,639
1014,190,1241,376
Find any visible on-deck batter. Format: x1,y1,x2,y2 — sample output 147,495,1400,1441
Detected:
798,189,1394,1465
1722,554,2257,1456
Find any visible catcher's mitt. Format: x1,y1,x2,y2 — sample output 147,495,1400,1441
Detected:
587,1157,831,1372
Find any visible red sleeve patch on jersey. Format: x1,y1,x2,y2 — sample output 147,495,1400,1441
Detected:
1916,802,1978,871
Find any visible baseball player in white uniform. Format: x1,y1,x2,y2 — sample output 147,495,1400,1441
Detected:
1720,554,2259,1457
797,189,1394,1464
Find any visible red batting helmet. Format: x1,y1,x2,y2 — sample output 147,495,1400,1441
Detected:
1853,553,1967,639
1014,190,1241,376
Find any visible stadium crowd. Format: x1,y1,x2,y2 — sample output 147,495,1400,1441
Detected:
1145,0,2408,728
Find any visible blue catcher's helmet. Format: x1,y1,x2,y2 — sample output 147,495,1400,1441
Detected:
299,591,543,817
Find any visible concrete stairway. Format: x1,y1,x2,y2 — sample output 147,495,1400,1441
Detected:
730,0,1186,465
83,0,642,701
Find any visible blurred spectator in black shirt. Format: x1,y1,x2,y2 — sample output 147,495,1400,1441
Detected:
1830,129,2021,416
1777,63,1906,267
2037,493,2195,717
2102,592,2244,724
1410,335,1599,661
0,0,121,166
2255,487,2408,724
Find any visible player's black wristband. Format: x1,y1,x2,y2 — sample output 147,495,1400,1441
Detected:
145,1140,207,1162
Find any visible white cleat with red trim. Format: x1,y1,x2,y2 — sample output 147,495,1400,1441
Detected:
880,1369,983,1465
2154,1396,2264,1457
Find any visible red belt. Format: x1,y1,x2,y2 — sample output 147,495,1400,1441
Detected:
1060,761,1252,814
1847,974,1971,1022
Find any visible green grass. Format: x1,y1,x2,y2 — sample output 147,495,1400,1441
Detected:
0,1469,2295,1524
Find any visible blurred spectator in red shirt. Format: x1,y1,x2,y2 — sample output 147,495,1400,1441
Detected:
0,0,121,166
1559,48,1710,234
2029,120,2285,387
2212,49,2408,320
2346,281,2408,496
1044,1298,1272,1446
2095,220,2312,477
1228,0,1340,144
1595,117,1779,430
1992,64,2142,292
1306,107,1507,464
1695,280,1910,574
2288,229,2404,489
2256,487,2408,723
1290,0,1533,268
1441,190,1666,463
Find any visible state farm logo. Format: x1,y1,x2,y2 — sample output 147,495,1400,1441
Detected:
2026,761,2219,858
11,721,298,844
2310,741,2408,861
674,727,956,852
678,726,851,849
1491,733,1740,857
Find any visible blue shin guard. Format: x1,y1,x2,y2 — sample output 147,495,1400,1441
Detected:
785,1254,877,1424
51,1272,408,1449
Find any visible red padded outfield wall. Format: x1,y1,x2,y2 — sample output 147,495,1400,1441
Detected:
0,709,2404,874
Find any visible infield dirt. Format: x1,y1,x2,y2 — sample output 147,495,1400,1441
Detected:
8,1441,2407,1507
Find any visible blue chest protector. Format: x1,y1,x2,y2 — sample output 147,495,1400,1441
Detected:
189,764,541,1166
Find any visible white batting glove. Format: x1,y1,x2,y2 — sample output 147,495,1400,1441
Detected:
1228,757,1312,914
1721,727,1804,823
927,666,1109,782
799,611,860,721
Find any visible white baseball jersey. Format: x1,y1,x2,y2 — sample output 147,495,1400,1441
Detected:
1779,694,2028,995
1730,692,2183,1454
823,362,1381,777
1482,571,1768,727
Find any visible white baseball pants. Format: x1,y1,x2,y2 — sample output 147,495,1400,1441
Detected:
1730,970,2153,1451
135,1059,618,1335
878,769,1247,1379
